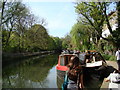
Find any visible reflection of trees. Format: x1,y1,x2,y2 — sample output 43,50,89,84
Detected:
2,54,58,88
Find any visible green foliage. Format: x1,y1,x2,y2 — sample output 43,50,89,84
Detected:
109,55,116,61
75,2,106,30
70,2,120,54
22,24,60,52
52,37,62,51
74,2,114,50
102,54,111,60
61,34,72,49
102,54,116,61
70,2,111,51
27,24,48,50
1,1,62,53
70,22,92,51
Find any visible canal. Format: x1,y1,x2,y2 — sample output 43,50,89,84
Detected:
2,53,112,89
2,54,60,88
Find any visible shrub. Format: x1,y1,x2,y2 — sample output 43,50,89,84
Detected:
102,54,111,60
109,55,116,61
102,54,116,61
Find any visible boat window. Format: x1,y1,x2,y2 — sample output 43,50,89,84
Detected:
60,55,76,66
60,56,65,66
65,56,69,65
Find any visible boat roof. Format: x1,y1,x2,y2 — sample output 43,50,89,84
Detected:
59,53,76,56
86,50,96,52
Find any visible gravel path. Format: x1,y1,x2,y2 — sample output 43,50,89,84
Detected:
100,61,118,89
106,61,118,69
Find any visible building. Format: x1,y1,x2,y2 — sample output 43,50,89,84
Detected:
102,11,118,38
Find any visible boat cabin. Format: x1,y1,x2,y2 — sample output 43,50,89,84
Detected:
56,51,107,71
56,54,76,71
79,52,106,67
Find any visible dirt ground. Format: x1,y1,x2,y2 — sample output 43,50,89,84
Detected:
106,61,118,69
100,61,118,89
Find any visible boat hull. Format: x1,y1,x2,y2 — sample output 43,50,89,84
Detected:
56,65,106,89
56,70,66,88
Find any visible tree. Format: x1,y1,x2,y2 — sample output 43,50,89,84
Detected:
52,37,62,51
70,22,92,51
1,0,62,53
26,24,55,52
1,1,30,51
0,0,7,27
1,0,50,53
75,2,120,50
114,1,120,48
61,34,72,50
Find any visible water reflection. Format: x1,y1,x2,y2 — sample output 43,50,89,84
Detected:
2,54,58,88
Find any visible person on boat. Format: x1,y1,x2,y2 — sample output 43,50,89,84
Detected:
67,56,84,90
105,69,120,89
85,54,93,63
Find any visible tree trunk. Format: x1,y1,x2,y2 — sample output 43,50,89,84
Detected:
1,0,6,26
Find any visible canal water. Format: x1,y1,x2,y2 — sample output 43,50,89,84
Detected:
2,53,111,89
2,54,60,88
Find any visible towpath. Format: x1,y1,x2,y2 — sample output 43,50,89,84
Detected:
100,61,118,89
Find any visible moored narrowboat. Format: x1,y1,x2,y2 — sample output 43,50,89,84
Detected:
56,50,107,72
56,50,117,89
56,53,76,77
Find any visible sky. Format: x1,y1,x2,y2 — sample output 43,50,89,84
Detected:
22,0,116,38
23,1,78,38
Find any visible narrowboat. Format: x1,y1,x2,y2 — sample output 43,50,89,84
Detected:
56,50,113,88
56,50,107,73
56,52,77,88
56,50,107,77
56,53,76,77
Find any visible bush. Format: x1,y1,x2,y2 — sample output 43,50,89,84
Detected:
102,54,111,60
102,54,116,61
109,56,116,61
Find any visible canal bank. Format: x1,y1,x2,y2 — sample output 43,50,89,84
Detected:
100,61,118,89
2,51,55,61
